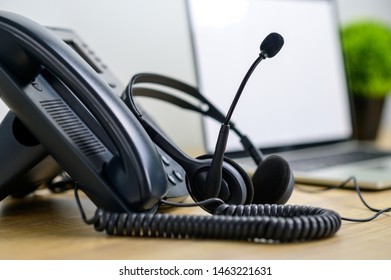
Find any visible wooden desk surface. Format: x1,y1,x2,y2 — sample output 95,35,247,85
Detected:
1,131,391,260
0,178,390,260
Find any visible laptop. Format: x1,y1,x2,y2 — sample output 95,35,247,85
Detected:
186,0,391,190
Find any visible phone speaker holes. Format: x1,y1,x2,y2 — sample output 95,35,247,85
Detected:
40,99,107,156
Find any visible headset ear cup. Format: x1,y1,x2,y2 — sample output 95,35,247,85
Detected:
251,155,294,204
221,157,254,204
195,154,254,205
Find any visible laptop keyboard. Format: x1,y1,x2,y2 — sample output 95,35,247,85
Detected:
288,151,391,171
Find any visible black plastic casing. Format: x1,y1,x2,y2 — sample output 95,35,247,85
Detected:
0,11,168,213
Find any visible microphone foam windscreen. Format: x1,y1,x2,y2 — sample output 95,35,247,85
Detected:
260,32,284,58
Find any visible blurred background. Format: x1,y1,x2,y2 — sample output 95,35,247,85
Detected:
0,0,390,152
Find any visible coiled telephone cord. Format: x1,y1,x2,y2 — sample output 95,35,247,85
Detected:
74,188,341,243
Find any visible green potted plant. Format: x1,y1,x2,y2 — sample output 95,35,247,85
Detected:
341,20,391,140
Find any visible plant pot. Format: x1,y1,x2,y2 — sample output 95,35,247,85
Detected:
352,95,385,140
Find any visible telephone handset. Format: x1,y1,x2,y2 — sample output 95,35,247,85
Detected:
0,11,341,242
0,10,188,212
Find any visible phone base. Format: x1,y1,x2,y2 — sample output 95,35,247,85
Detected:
0,111,61,200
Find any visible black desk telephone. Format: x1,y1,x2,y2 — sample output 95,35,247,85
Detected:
0,11,341,242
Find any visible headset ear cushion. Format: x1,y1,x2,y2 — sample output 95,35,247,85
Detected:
251,155,294,204
196,154,254,205
221,157,254,204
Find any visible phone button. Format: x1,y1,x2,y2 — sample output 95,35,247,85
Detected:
161,155,170,166
31,81,43,92
173,170,183,182
167,174,177,185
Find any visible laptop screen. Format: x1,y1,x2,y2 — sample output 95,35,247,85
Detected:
187,0,352,153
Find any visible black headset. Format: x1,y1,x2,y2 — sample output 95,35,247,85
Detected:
81,71,342,243
82,34,341,242
123,73,295,212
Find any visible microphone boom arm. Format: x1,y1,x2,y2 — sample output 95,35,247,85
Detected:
224,54,264,125
206,32,284,197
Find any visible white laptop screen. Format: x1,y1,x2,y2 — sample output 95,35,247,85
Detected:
187,0,352,153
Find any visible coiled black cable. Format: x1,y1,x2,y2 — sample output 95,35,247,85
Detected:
75,189,341,243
